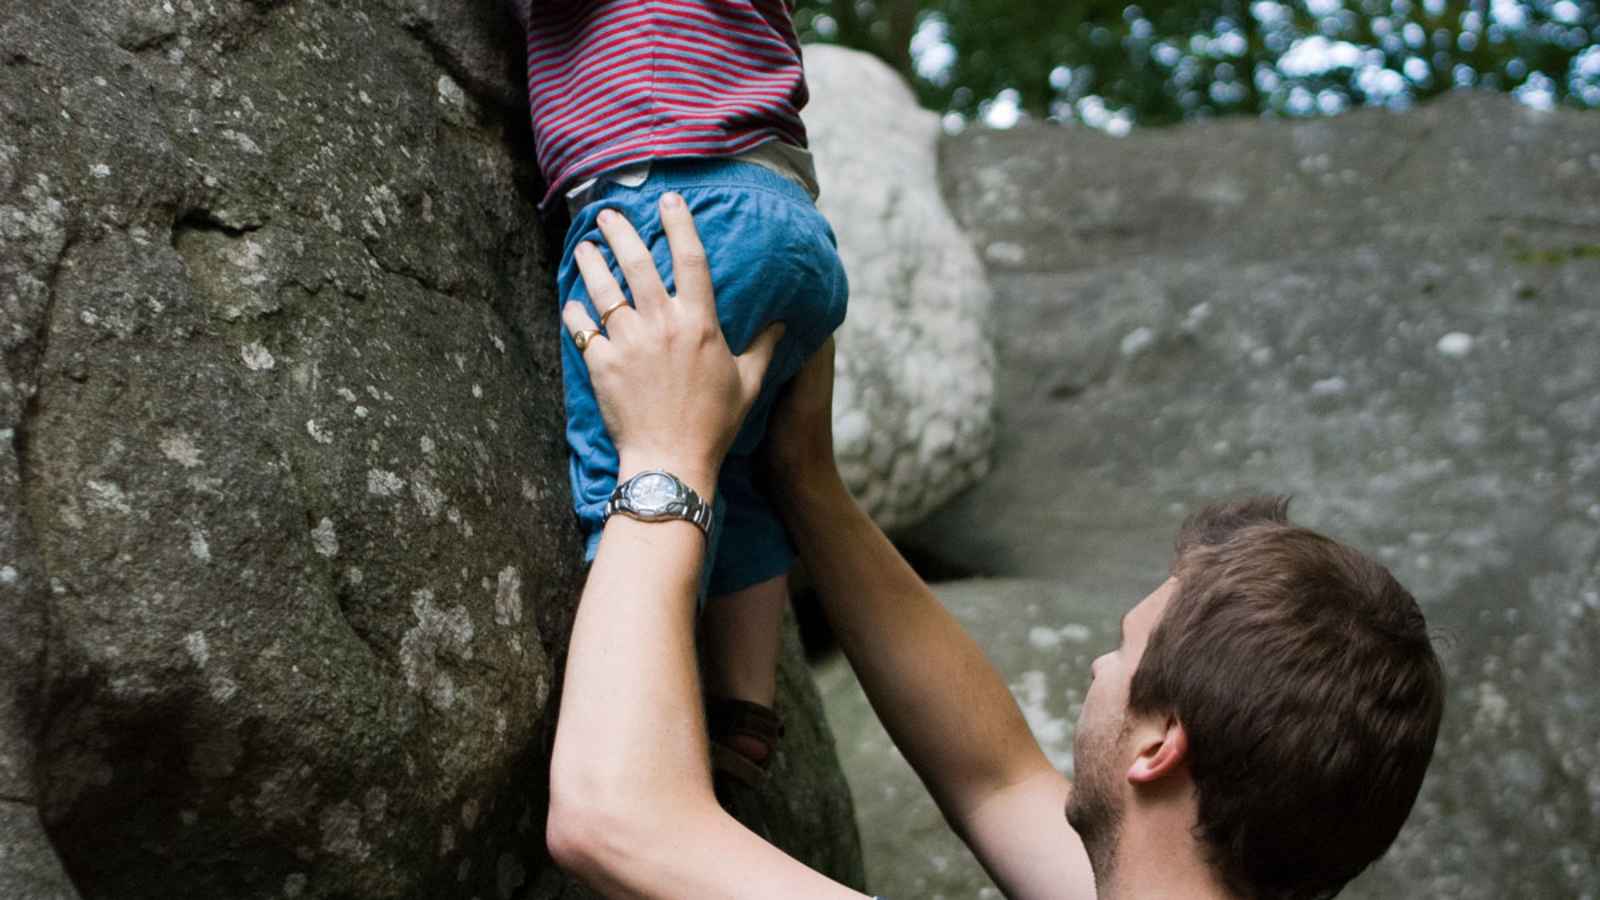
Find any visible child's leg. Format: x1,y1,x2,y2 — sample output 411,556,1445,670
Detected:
700,574,788,719
702,578,786,839
557,161,846,777
700,456,795,756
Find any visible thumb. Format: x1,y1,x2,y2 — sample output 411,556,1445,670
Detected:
735,321,786,405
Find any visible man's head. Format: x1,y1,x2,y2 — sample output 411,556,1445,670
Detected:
1066,497,1444,900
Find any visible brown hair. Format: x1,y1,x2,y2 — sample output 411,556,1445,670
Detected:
1128,497,1444,900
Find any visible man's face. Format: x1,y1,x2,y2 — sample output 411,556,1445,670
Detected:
1065,579,1176,876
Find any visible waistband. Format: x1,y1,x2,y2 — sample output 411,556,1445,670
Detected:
574,156,813,215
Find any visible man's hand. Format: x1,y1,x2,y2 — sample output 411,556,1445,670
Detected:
562,195,783,498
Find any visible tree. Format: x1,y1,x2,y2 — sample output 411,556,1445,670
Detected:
793,0,1600,128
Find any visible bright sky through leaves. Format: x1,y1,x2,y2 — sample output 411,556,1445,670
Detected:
794,0,1600,132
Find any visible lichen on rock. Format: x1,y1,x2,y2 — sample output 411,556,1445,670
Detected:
0,3,862,898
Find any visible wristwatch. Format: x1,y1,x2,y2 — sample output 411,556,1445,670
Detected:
605,469,714,537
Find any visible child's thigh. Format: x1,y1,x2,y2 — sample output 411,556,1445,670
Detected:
561,186,844,449
684,189,832,349
680,191,847,457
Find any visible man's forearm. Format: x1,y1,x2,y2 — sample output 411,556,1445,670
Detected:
776,473,1056,819
549,503,716,824
547,476,870,900
544,200,874,899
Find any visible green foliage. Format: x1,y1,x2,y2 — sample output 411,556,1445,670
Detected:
793,0,1600,127
1511,243,1600,264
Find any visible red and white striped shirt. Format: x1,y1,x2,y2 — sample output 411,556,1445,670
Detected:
525,0,811,207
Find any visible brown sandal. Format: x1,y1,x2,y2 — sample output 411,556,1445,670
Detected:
706,696,784,787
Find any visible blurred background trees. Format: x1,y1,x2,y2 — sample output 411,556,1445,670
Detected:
792,0,1600,130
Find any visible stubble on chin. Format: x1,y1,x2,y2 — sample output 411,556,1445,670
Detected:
1065,726,1124,887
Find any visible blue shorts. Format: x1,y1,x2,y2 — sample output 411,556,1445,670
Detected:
557,158,849,597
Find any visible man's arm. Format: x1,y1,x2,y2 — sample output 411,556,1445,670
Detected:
547,513,870,900
767,344,1094,899
544,198,870,899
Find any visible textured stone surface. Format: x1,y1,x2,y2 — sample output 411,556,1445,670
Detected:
1,3,861,898
755,612,869,883
0,801,78,900
833,95,1600,899
804,45,995,532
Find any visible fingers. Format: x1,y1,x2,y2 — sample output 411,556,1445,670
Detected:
572,242,632,333
735,321,787,404
595,208,667,315
658,192,714,317
561,301,599,341
562,301,610,362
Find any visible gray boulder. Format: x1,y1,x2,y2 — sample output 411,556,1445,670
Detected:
834,94,1598,899
803,45,996,532
1,3,861,898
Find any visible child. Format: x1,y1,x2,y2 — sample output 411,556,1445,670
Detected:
523,0,849,807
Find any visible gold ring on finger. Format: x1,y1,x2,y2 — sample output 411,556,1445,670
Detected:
598,300,629,329
572,328,601,352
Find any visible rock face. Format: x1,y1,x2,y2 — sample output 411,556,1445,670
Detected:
803,45,995,532
0,3,861,898
829,95,1600,899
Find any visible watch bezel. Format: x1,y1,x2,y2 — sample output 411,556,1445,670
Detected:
622,471,689,519
607,469,711,536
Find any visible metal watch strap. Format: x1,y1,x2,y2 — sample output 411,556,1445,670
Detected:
678,491,714,535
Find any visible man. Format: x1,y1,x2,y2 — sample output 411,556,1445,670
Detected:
1064,500,1444,898
544,198,1445,899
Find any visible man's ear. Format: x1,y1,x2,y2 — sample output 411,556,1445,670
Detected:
1125,716,1188,784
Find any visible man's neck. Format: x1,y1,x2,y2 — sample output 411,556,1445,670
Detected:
1097,816,1234,900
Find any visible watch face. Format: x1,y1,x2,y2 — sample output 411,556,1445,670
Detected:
627,472,680,513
